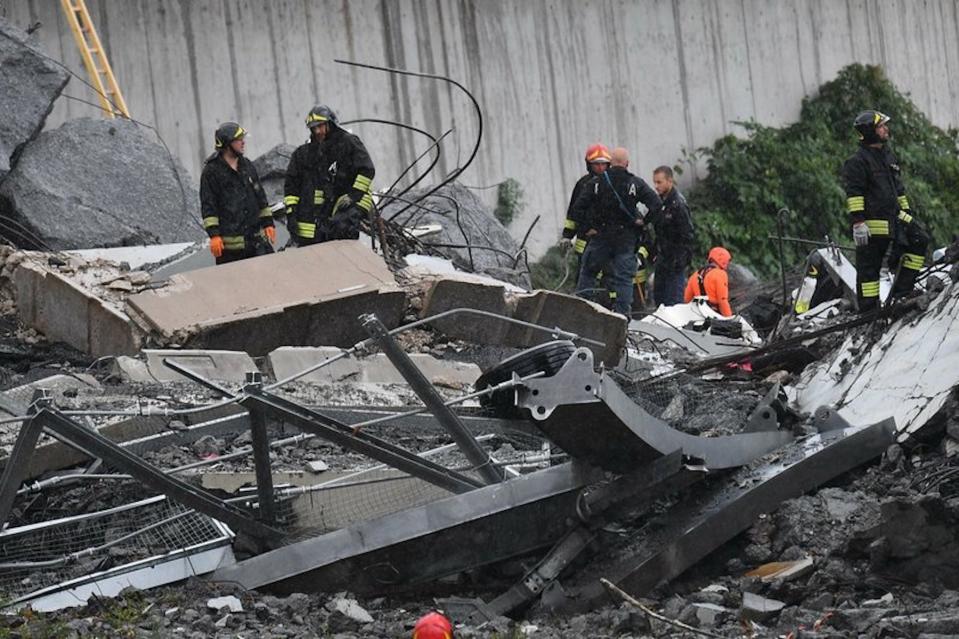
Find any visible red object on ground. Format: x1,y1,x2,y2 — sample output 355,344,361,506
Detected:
412,611,453,639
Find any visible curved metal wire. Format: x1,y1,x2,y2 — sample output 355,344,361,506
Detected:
334,59,484,223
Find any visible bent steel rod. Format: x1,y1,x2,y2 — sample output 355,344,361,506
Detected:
361,314,505,485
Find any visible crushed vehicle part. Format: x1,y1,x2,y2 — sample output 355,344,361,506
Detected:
551,415,896,613
475,340,577,417
516,348,793,473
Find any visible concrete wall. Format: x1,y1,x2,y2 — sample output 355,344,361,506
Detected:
7,0,959,257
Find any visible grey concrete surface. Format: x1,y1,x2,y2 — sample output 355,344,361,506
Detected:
6,1,959,257
125,240,405,355
113,349,259,383
267,346,482,385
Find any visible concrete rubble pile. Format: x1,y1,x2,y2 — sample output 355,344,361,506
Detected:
4,15,959,639
0,232,956,638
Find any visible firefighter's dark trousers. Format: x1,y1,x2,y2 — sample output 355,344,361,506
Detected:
576,229,636,316
856,216,928,312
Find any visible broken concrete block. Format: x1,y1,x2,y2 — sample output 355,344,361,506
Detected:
113,349,258,383
0,118,204,250
306,460,329,474
0,17,69,181
267,346,363,383
422,277,626,366
12,258,140,357
741,592,786,621
691,602,728,627
327,596,373,624
267,346,481,386
125,241,405,356
206,596,243,613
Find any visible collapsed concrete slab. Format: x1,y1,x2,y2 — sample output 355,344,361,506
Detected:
113,349,258,383
421,275,626,366
0,118,205,250
792,284,959,440
11,255,140,357
125,241,406,355
0,17,69,182
267,346,481,386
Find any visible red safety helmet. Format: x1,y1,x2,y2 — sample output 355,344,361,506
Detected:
412,611,453,639
584,143,612,166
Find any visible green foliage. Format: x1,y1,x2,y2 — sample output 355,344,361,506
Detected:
683,64,959,276
494,178,525,227
529,244,578,292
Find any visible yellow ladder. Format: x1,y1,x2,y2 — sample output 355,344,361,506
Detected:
60,0,130,118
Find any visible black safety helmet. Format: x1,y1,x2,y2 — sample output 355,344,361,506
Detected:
214,121,246,151
305,105,338,129
853,110,890,144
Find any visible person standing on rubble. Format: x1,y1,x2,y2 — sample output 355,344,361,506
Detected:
560,144,612,259
570,147,662,316
284,105,375,246
684,246,734,317
648,165,695,307
200,122,276,264
841,110,929,313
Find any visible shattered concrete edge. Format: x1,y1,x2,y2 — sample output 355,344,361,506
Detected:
421,276,627,366
11,258,140,357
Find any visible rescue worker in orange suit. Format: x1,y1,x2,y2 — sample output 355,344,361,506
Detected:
570,147,662,315
841,110,928,313
412,611,453,639
199,122,275,264
684,247,734,317
284,105,375,245
560,144,612,258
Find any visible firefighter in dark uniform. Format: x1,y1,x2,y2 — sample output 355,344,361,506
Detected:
561,143,611,258
199,122,275,265
841,110,928,312
284,105,375,246
570,147,662,315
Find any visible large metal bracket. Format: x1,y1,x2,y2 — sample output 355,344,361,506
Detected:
518,348,793,473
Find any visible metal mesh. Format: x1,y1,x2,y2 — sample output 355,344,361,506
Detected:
612,370,764,438
0,494,228,602
278,426,553,539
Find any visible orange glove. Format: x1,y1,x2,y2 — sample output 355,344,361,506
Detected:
263,226,276,244
209,236,224,258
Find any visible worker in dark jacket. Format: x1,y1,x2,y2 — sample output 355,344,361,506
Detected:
570,147,662,315
841,110,928,312
649,165,695,306
560,143,611,258
684,246,733,317
199,122,275,265
284,105,375,246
